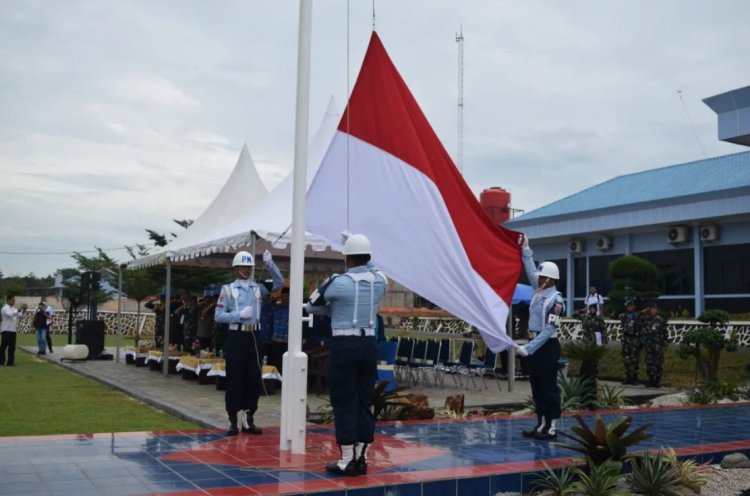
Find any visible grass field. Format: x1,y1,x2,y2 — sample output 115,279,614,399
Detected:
0,334,202,436
565,342,750,388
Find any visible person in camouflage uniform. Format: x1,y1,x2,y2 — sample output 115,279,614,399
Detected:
639,305,668,387
580,305,607,345
619,300,642,385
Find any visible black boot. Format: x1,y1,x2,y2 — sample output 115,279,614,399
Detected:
325,445,358,476
240,410,263,435
354,443,368,475
522,416,544,438
534,419,558,440
226,412,239,436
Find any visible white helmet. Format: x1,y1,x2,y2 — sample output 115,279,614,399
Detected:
232,251,255,267
538,261,560,280
342,234,372,256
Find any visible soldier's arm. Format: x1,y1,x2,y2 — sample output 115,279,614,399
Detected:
214,287,239,324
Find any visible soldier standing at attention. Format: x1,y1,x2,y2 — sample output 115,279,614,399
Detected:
215,249,283,436
640,305,668,387
619,299,642,385
306,234,388,476
581,305,607,346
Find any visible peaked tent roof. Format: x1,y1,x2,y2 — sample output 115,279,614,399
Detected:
173,97,340,258
509,150,750,223
127,98,341,269
128,144,268,269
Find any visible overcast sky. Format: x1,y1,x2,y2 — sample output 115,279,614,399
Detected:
1,0,749,277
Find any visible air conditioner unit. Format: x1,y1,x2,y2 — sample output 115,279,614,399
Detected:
569,239,584,254
596,236,612,250
667,225,689,244
699,224,720,242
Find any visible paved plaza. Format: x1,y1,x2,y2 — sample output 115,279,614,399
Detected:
4,347,743,496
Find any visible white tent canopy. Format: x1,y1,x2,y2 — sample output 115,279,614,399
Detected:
128,144,268,269
127,97,340,269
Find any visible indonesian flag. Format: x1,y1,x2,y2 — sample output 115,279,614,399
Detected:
307,32,523,352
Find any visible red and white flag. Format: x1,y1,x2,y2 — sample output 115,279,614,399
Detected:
307,32,523,352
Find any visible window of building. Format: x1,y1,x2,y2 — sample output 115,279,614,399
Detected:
588,255,618,296
705,243,750,295
636,249,694,296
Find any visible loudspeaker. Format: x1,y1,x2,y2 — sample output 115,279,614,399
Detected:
76,320,105,358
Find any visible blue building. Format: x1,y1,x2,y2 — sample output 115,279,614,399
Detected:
505,150,750,316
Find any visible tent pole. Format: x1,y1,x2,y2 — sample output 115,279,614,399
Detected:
280,0,312,454
116,264,122,364
163,260,171,376
507,306,514,392
251,233,256,281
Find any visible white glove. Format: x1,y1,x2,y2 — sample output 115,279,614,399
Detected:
239,306,253,319
263,250,272,264
516,345,529,357
522,235,529,249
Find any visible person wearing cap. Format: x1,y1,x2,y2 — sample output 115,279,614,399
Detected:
215,249,283,436
640,305,668,387
619,298,642,385
516,237,565,440
305,233,388,476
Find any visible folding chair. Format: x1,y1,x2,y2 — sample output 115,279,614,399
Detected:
406,339,428,385
413,339,440,386
376,341,399,392
445,340,475,388
435,338,452,387
470,350,502,391
395,337,414,382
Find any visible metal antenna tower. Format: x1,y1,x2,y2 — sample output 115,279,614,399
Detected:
455,26,464,172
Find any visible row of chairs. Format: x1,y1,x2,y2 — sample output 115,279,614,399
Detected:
391,337,502,390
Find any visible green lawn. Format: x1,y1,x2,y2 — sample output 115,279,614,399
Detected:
565,342,750,388
0,334,202,436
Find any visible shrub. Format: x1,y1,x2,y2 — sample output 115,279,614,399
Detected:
563,341,608,392
595,385,630,410
530,463,577,496
372,380,410,420
662,448,712,492
628,450,683,496
686,381,739,404
677,309,737,383
558,376,598,411
570,460,627,496
555,415,652,467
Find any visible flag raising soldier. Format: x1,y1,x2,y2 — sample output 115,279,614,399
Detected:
640,305,668,387
305,233,388,475
581,305,607,346
215,249,283,436
517,237,565,441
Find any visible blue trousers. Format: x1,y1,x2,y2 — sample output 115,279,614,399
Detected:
328,336,378,446
36,327,47,354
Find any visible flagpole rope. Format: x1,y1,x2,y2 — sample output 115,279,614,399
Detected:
372,0,376,29
346,0,351,233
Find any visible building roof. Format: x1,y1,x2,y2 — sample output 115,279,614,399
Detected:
509,150,750,222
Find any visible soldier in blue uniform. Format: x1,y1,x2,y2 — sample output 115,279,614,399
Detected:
517,238,565,440
306,234,388,476
215,249,283,436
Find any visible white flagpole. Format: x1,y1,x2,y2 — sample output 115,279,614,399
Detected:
280,0,312,454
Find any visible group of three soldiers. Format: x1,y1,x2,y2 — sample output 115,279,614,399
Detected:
580,299,669,387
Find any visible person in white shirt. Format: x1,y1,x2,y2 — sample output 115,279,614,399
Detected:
1,295,28,366
583,286,604,316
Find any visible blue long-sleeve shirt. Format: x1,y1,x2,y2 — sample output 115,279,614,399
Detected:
522,247,565,355
215,258,284,325
305,264,387,330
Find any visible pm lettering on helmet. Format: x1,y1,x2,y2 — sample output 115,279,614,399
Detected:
241,255,252,264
